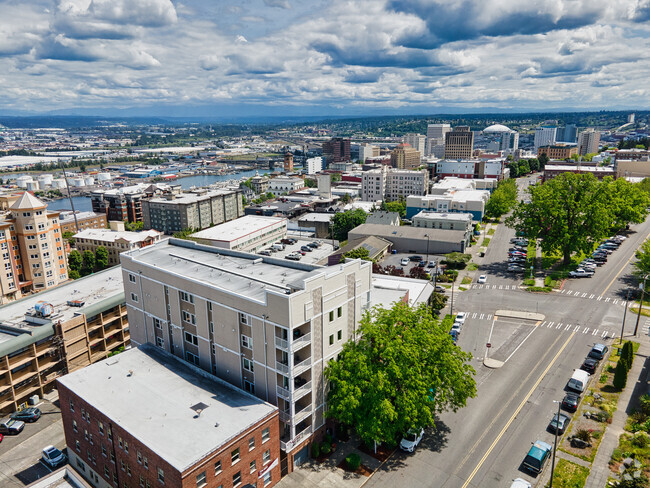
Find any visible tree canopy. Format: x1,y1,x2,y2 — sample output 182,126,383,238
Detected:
381,198,406,218
485,179,518,219
506,173,649,264
340,247,371,262
331,208,367,241
325,303,476,447
633,238,650,280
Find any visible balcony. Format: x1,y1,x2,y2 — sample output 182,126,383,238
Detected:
294,404,312,424
293,381,311,401
279,408,291,423
291,332,311,352
280,424,313,452
276,360,289,375
274,336,288,351
292,358,311,377
276,385,290,401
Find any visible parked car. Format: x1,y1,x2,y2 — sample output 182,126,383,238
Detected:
258,250,272,256
427,260,436,268
409,255,423,262
580,262,597,270
451,323,462,336
477,275,487,284
434,285,446,293
523,440,552,474
285,253,301,261
300,246,312,252
548,413,571,435
418,260,426,267
41,445,67,469
588,343,608,360
280,238,296,245
508,266,526,273
581,357,599,374
10,407,41,423
399,428,424,452
454,312,466,325
569,268,594,278
561,392,580,412
510,479,532,488
400,258,410,266
449,329,458,343
0,418,24,435
307,242,319,249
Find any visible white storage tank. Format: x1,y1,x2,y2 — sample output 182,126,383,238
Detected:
51,178,67,189
72,177,85,187
84,176,95,186
16,175,33,188
37,174,54,186
97,172,112,181
26,181,40,191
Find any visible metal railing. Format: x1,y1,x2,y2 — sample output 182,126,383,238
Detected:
275,360,289,375
291,332,311,351
293,381,311,401
292,358,311,376
274,336,288,350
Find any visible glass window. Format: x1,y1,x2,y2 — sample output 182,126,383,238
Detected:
214,460,222,475
249,460,256,474
262,427,270,443
263,449,271,464
157,468,164,484
249,437,255,451
196,472,207,488
233,471,241,487
231,447,240,464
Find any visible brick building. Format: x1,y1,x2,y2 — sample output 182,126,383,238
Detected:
59,211,108,235
537,145,578,160
58,344,280,488
322,138,350,166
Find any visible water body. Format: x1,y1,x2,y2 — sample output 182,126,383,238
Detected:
45,170,260,213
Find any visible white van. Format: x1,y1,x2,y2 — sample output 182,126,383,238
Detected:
567,369,590,392
271,243,285,251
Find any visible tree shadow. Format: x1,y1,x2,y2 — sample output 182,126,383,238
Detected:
624,351,650,416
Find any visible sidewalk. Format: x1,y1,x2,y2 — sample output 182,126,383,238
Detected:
275,436,384,488
583,337,650,488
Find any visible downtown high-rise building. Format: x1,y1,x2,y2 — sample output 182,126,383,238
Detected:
427,123,451,157
534,126,557,151
322,138,351,166
444,126,474,160
578,129,601,156
403,133,426,155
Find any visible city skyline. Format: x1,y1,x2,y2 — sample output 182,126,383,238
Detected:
1,0,649,117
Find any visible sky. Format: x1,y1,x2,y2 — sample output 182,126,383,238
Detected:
1,0,649,117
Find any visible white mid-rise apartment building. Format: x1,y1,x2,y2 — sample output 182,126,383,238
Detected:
306,157,323,175
358,144,380,163
361,167,428,202
534,127,557,151
120,238,372,471
269,177,305,193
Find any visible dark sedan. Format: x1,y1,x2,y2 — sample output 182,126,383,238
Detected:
10,407,41,423
548,413,571,434
561,393,580,412
581,358,599,374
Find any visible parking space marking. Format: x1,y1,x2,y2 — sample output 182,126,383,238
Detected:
487,314,493,320
540,321,546,327
560,289,566,294
546,321,553,328
472,313,478,319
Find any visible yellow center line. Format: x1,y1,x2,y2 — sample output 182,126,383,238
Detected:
460,331,576,488
601,232,649,296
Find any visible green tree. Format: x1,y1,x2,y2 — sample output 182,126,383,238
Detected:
506,173,612,264
528,158,540,172
518,159,530,175
124,221,144,232
430,292,448,312
81,250,95,276
63,231,76,246
622,341,634,368
68,250,82,272
382,198,406,218
507,162,519,178
331,173,342,183
605,178,650,232
441,252,471,269
340,248,371,262
331,209,367,241
339,193,352,204
304,178,317,188
538,152,549,169
633,238,650,278
95,246,109,271
69,269,80,280
613,357,629,390
324,303,476,448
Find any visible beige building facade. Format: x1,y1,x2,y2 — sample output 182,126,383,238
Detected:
120,238,372,471
390,143,421,169
444,126,474,159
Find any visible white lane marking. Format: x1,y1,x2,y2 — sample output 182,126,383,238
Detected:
480,313,484,320
556,322,563,329
505,325,538,363
472,313,477,319
565,324,572,331
574,325,580,332
583,327,590,334
602,330,608,337
592,329,599,336
566,290,573,296
540,321,547,327
589,294,595,299
597,296,602,301
613,299,619,305
561,289,566,294
487,314,493,320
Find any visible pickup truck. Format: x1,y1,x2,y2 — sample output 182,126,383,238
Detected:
523,440,552,473
569,268,594,278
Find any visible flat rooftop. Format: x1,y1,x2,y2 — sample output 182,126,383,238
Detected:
59,211,104,223
371,275,434,308
191,215,286,242
350,223,467,243
122,238,337,302
58,345,277,472
413,211,472,221
74,228,161,243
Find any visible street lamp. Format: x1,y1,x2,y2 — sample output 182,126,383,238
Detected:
633,274,650,337
621,291,630,344
424,233,430,263
549,400,561,488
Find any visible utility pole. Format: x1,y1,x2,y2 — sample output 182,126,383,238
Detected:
621,290,630,344
549,400,561,488
60,160,80,232
634,274,649,337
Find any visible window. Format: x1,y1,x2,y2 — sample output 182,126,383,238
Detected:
140,475,145,487
138,452,142,464
75,440,80,452
102,444,107,457
129,274,136,283
118,437,123,449
263,449,271,464
241,335,253,350
99,421,104,435
186,351,199,366
153,317,162,329
121,460,125,472
249,436,255,451
124,441,129,453
238,312,251,325
182,310,196,325
180,291,194,304
131,292,139,303
196,472,207,488
337,330,342,341
262,427,270,443
214,460,222,475
329,334,334,345
127,464,131,476
158,468,164,484
242,358,254,373
263,471,272,487
231,447,240,464
244,380,255,394
329,311,334,321
184,331,198,346
143,457,148,469
337,306,342,318
156,337,164,348
84,429,89,440
73,420,78,432
233,471,241,487
105,466,110,478
249,460,256,474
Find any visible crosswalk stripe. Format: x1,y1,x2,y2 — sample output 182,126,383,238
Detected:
613,299,619,305
605,298,611,302
589,294,595,299
582,293,588,298
479,313,484,320
493,285,497,289
597,296,602,301
546,321,553,328
472,313,477,319
574,325,580,332
556,322,563,329
561,289,566,294
540,321,547,327
602,330,608,337
487,314,492,320
565,324,572,331
583,327,590,334
592,329,599,336
566,290,573,296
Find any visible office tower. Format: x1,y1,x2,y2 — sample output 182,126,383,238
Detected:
322,138,351,166
390,143,421,169
427,124,451,156
534,127,557,151
358,143,380,162
403,134,426,155
444,126,474,160
561,124,578,143
578,129,601,156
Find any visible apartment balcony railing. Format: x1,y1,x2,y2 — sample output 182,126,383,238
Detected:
274,336,288,351
293,381,311,401
291,332,311,352
280,424,313,452
291,358,311,377
276,385,290,401
276,360,289,375
293,404,312,424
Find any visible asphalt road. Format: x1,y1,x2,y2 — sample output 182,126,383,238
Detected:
366,174,650,488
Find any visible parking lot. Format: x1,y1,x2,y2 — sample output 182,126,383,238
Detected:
0,394,66,487
380,252,445,275
259,237,335,265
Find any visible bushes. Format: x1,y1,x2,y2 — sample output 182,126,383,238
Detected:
311,442,320,458
320,441,331,455
613,341,635,390
621,341,634,367
345,452,361,471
